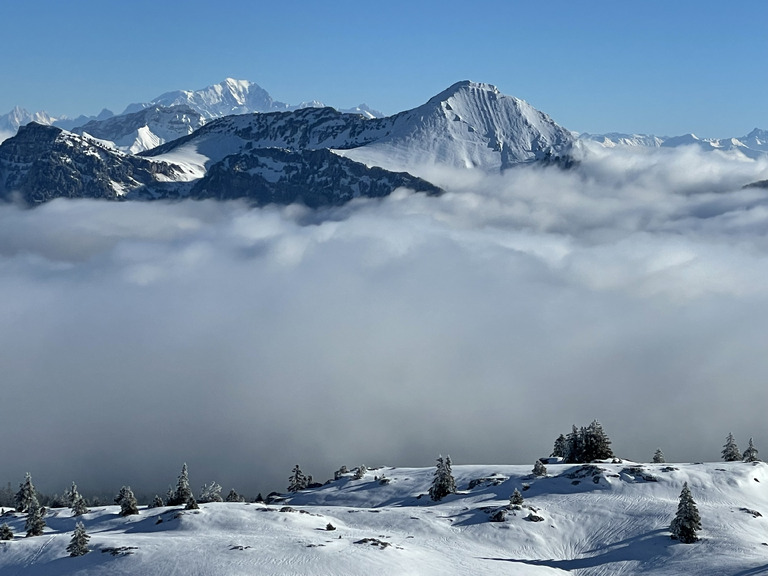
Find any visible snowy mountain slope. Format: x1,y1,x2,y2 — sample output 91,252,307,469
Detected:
339,81,575,175
0,122,439,206
147,81,576,178
72,106,206,154
1,461,767,576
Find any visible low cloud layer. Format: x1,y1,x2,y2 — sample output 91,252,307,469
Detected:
3,145,768,497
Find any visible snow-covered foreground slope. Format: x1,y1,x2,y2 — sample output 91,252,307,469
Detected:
3,462,768,575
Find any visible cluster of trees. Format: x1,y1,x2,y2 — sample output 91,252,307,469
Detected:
551,420,614,463
722,433,760,462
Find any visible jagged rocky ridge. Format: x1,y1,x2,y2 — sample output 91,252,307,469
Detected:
0,81,577,206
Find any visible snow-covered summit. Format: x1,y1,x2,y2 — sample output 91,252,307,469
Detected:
122,78,288,119
339,80,575,175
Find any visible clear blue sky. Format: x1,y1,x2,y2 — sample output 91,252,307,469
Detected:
1,0,765,138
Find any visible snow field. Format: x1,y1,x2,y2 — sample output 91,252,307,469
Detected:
2,461,768,575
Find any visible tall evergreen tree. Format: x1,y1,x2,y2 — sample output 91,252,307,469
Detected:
743,438,760,462
583,420,614,461
15,473,37,513
64,482,79,507
72,493,89,517
565,425,584,463
168,463,193,506
652,448,665,463
722,433,742,462
288,465,308,493
670,482,701,543
429,455,456,501
24,495,46,537
115,486,139,517
67,521,90,557
551,434,567,459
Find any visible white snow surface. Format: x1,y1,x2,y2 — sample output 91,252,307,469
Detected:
3,461,768,575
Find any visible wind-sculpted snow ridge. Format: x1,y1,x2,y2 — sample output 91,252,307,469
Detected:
1,462,767,575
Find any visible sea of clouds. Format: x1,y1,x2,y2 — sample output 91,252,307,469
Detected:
2,145,768,497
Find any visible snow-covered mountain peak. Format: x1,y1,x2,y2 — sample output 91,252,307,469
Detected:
340,80,574,175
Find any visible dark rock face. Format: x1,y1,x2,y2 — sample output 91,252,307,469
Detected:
191,148,441,207
0,123,183,204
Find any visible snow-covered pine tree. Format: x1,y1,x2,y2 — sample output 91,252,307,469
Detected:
743,438,760,462
24,495,46,536
428,455,456,501
115,486,139,517
72,493,89,517
583,420,614,461
551,434,567,459
149,495,164,508
722,433,742,462
288,465,307,493
0,523,13,540
509,488,524,507
354,465,367,480
670,482,701,543
67,521,90,557
533,460,547,477
225,489,245,503
199,481,223,503
653,448,665,463
64,482,79,507
168,463,193,506
185,495,199,510
15,473,37,513
565,425,584,463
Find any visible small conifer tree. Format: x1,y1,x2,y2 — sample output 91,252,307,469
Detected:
67,521,90,557
199,482,223,503
509,488,524,507
288,465,308,493
743,438,760,462
653,448,665,463
354,465,367,480
149,495,164,508
15,473,37,513
64,482,79,507
670,482,701,543
169,463,193,506
722,433,742,462
115,486,139,517
25,495,46,537
72,493,89,517
225,489,245,503
428,455,456,501
0,523,13,540
533,460,547,477
185,495,199,510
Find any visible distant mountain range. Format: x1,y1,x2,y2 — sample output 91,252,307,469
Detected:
578,129,768,159
0,78,765,207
